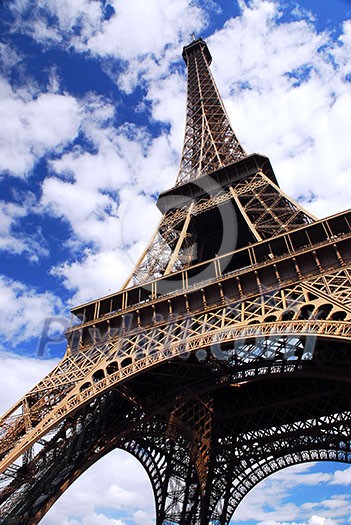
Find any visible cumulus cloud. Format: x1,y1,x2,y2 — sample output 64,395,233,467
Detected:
60,515,125,525
308,518,337,525
9,0,104,48
300,494,351,520
51,248,132,304
235,462,351,524
0,351,57,415
329,466,351,485
257,518,337,525
265,463,332,487
42,116,163,252
0,79,81,177
133,510,155,525
8,0,207,100
10,0,206,60
87,0,205,59
0,275,65,347
42,448,155,525
0,197,49,260
208,1,351,217
0,41,22,76
145,73,187,159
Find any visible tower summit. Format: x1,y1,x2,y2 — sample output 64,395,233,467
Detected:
1,39,351,525
177,38,246,184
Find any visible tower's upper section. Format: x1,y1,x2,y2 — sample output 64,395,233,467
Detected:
176,38,246,185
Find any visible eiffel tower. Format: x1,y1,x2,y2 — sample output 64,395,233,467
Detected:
1,37,351,525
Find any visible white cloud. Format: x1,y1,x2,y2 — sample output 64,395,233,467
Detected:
267,463,332,487
62,514,125,525
145,73,186,161
10,0,206,68
10,0,104,47
0,79,81,177
87,0,205,59
308,518,337,525
0,41,22,75
51,248,133,304
301,494,351,520
9,0,207,99
133,510,155,525
42,449,155,525
47,188,162,303
40,99,165,253
330,466,351,485
0,197,49,260
257,518,337,525
0,275,65,347
0,351,58,415
207,1,351,218
235,463,351,524
42,176,120,248
333,19,351,78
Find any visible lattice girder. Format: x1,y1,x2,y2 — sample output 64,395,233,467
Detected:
123,432,202,525
209,384,351,523
124,167,316,288
230,171,315,240
177,39,245,185
2,262,351,477
2,348,351,524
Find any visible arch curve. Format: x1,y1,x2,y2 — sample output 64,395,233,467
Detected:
212,439,351,523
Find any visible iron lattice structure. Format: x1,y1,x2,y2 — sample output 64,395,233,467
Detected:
176,38,246,185
1,38,351,525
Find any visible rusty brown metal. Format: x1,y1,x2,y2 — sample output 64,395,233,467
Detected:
1,38,351,525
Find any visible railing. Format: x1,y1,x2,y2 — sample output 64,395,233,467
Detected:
67,209,351,336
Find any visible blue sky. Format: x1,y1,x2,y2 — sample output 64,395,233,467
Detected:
0,0,351,524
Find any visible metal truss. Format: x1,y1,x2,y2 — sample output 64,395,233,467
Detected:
1,263,351,522
124,172,315,287
1,347,351,524
1,37,351,524
3,267,351,447
230,171,315,239
176,38,246,185
123,203,198,288
122,422,203,525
